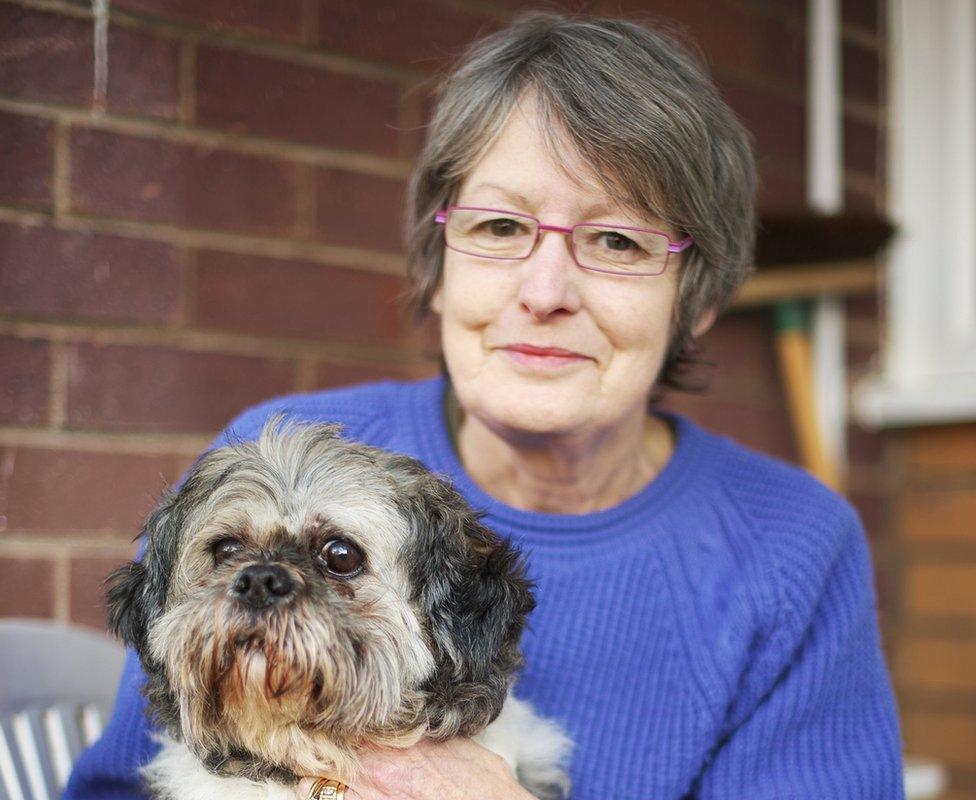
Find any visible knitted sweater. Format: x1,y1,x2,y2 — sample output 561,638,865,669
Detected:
65,376,906,799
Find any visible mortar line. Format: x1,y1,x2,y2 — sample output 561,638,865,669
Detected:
0,96,413,181
48,340,69,428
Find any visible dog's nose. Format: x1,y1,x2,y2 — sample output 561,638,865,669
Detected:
231,564,295,609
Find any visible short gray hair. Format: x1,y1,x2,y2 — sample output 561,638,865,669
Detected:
404,11,757,398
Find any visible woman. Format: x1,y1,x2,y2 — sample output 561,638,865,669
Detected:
66,12,905,800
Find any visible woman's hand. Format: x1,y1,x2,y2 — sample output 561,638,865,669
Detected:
295,737,535,800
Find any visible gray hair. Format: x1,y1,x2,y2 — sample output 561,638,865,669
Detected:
404,11,757,398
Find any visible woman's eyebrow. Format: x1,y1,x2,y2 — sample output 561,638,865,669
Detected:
465,182,534,207
464,182,654,226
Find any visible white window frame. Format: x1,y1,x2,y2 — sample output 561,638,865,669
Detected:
853,0,976,427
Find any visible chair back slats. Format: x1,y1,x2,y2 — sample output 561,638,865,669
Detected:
79,705,103,749
0,704,105,800
42,707,74,789
10,713,51,800
0,717,29,800
0,619,125,800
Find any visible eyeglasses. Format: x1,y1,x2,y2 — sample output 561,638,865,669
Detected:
434,206,693,277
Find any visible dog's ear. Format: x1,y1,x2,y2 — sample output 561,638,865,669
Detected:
105,498,177,656
106,560,148,648
398,466,536,738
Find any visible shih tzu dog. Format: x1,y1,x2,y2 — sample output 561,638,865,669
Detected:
106,416,572,799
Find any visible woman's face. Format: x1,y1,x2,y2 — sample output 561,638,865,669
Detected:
432,102,703,440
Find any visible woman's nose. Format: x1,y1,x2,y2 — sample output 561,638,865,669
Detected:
515,230,582,319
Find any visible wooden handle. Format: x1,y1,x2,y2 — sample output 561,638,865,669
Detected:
773,303,843,492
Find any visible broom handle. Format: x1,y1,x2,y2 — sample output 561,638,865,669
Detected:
773,301,843,492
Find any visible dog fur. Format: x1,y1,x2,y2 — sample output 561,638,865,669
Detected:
106,416,572,799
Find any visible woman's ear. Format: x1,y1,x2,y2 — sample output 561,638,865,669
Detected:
431,286,443,315
692,306,718,338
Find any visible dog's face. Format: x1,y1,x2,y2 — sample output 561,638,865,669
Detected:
107,417,534,780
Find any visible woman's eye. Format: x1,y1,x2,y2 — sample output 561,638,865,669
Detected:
602,231,639,252
485,218,522,237
212,538,244,564
318,539,365,576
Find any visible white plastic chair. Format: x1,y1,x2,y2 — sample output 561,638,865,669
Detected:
0,619,125,800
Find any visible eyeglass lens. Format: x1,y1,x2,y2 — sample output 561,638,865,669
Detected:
443,208,669,275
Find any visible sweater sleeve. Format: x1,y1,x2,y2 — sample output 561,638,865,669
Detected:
693,508,906,800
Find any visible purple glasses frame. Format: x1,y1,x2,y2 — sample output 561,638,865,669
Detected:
434,205,694,277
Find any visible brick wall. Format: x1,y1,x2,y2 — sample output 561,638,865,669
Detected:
895,426,976,798
0,0,888,664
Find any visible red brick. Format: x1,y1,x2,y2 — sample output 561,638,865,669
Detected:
847,292,880,319
766,0,807,17
107,26,181,120
608,0,806,87
843,41,881,106
316,169,404,251
848,421,885,464
192,249,406,346
0,222,184,324
71,555,134,631
906,564,976,620
843,187,880,213
0,111,54,209
848,489,890,541
399,85,436,157
112,0,303,41
69,128,300,235
842,0,881,34
901,487,976,542
844,117,881,177
697,309,781,386
897,637,976,693
0,6,93,106
0,446,177,531
756,166,806,212
194,46,402,155
659,394,798,462
314,358,438,389
846,338,880,371
0,557,54,617
0,337,50,426
757,12,806,90
65,342,296,433
902,711,976,771
608,0,756,75
903,424,976,472
491,0,582,9
719,80,806,162
316,0,497,70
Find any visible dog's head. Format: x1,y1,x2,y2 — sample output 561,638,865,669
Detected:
106,416,534,779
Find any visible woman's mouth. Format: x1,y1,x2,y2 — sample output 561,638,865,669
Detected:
498,344,590,370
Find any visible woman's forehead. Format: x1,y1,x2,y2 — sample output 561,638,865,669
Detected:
456,100,665,225
461,104,597,192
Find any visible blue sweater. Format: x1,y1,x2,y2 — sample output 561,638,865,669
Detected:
65,376,906,799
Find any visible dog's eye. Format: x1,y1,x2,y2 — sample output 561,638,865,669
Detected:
318,539,364,576
212,538,244,564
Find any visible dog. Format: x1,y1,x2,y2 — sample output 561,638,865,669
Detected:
106,415,572,799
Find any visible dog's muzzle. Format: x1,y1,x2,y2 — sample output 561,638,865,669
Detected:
231,564,295,610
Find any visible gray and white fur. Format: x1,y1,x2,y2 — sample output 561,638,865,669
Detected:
106,415,572,799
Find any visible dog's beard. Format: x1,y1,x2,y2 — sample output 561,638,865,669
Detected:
147,573,432,780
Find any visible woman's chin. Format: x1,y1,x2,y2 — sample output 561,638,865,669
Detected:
451,358,619,439
469,386,595,440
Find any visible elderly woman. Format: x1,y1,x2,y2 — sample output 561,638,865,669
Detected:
66,12,905,800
